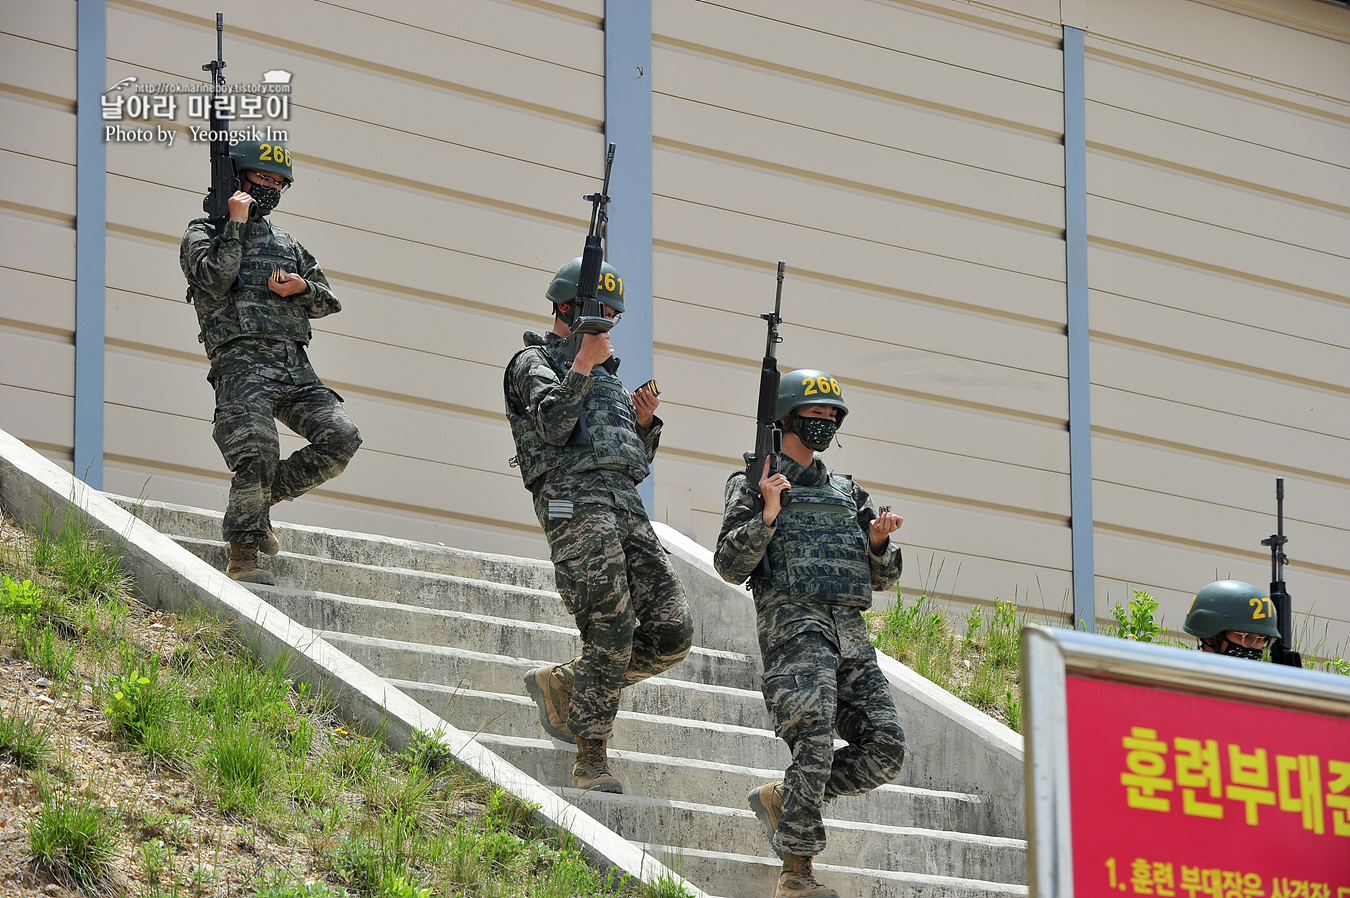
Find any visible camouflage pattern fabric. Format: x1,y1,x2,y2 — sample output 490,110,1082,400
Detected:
762,628,906,856
539,501,691,741
212,370,361,545
505,330,690,742
715,453,905,857
181,218,340,357
504,332,655,500
182,216,358,546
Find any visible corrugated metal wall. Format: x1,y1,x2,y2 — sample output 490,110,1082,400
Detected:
646,0,1078,618
0,0,1346,652
1080,0,1350,645
0,3,78,457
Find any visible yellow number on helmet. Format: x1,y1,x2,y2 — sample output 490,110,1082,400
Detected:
816,376,831,395
259,144,272,162
829,377,840,395
603,272,616,293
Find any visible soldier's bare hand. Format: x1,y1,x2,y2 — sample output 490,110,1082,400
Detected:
632,385,659,428
759,471,790,526
572,332,613,375
227,190,254,223
267,272,309,297
869,510,903,551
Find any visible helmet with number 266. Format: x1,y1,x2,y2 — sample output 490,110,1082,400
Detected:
776,369,848,425
230,140,293,183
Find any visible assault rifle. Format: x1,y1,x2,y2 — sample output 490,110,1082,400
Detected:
1262,478,1303,668
744,263,791,582
200,12,239,221
561,142,619,374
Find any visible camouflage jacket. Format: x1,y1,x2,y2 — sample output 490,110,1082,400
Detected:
504,331,660,515
180,217,340,359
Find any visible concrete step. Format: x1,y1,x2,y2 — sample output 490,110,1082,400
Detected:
332,632,772,729
250,585,758,693
651,847,1027,898
113,495,557,591
392,681,793,769
474,732,997,837
564,790,1025,885
175,536,573,628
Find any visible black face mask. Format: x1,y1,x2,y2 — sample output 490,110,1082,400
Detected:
1218,639,1265,661
246,182,282,217
793,416,838,452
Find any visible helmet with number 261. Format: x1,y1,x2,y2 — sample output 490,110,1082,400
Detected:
545,257,625,314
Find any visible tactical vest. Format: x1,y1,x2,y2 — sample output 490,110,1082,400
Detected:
504,338,650,493
191,219,313,357
752,472,873,610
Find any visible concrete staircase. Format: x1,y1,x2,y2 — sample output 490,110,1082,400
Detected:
114,496,1027,898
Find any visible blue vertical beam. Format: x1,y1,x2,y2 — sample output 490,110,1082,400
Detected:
604,1,655,515
1063,26,1095,631
75,0,107,488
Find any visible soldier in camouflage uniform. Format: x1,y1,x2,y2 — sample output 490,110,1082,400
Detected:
506,257,692,794
180,140,361,586
715,369,906,898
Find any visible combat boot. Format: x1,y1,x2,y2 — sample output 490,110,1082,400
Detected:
572,737,622,793
226,542,276,586
748,781,784,856
524,665,574,744
775,853,839,898
260,494,280,556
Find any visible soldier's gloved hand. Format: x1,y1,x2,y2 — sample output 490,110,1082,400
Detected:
227,190,254,223
869,510,903,552
268,272,309,297
572,331,613,376
632,385,659,429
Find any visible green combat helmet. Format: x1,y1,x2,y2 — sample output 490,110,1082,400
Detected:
1183,580,1281,660
230,139,293,182
777,369,848,452
546,257,625,314
776,369,848,423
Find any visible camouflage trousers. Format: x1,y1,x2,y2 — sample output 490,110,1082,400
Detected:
539,501,692,742
211,371,361,545
762,630,907,856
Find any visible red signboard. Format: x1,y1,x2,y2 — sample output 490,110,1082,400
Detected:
1066,673,1350,898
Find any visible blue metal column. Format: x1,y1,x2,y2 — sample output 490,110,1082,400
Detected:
75,0,108,488
1063,26,1095,631
604,1,655,514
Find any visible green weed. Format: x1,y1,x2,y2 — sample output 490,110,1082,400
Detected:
28,789,118,889
0,700,52,769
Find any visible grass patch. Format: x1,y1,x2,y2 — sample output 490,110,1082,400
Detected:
0,504,694,897
0,699,52,769
28,787,119,890
871,566,1349,734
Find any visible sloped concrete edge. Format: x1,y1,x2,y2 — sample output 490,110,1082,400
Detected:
0,429,708,898
653,521,1026,838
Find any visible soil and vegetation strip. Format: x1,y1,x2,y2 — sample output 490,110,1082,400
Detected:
0,507,690,898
